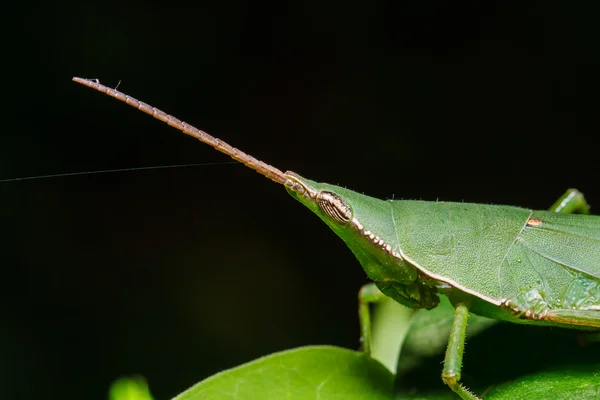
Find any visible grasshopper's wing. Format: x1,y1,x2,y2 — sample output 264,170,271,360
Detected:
518,211,600,280
498,211,600,325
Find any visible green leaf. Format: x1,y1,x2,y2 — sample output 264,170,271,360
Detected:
395,363,600,400
394,365,600,399
485,366,600,400
172,346,394,400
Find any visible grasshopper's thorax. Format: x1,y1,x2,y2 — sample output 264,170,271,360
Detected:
285,172,439,310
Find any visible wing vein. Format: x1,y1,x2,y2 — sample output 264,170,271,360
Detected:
498,210,534,295
518,239,600,279
529,226,600,243
390,201,401,252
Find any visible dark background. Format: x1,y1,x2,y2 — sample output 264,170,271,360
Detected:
2,2,600,399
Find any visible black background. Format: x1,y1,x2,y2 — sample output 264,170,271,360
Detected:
2,2,600,399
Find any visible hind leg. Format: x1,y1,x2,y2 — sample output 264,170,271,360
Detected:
549,189,590,214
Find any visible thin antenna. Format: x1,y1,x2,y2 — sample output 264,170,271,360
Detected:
72,77,287,185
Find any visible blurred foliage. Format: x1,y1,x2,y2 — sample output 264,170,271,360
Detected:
109,376,154,400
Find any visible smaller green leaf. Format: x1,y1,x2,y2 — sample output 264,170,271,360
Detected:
109,376,154,400
485,366,600,400
173,346,394,400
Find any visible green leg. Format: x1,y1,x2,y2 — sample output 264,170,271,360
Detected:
358,283,388,355
549,189,590,214
441,303,481,400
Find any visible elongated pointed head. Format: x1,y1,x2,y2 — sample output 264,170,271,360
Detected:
284,172,417,283
284,172,439,310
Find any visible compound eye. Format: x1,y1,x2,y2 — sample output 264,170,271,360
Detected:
316,191,353,224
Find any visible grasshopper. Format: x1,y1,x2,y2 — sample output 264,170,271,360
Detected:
73,77,600,400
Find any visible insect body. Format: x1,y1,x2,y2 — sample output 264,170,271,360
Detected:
302,186,600,323
72,77,600,400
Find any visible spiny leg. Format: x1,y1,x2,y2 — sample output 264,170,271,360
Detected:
549,189,590,214
358,283,388,355
442,303,480,400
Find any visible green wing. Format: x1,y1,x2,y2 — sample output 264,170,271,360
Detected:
499,211,600,312
391,201,600,311
520,211,600,280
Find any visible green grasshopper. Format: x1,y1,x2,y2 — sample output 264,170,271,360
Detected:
73,77,600,400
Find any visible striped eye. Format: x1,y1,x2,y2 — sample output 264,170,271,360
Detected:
316,191,352,224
